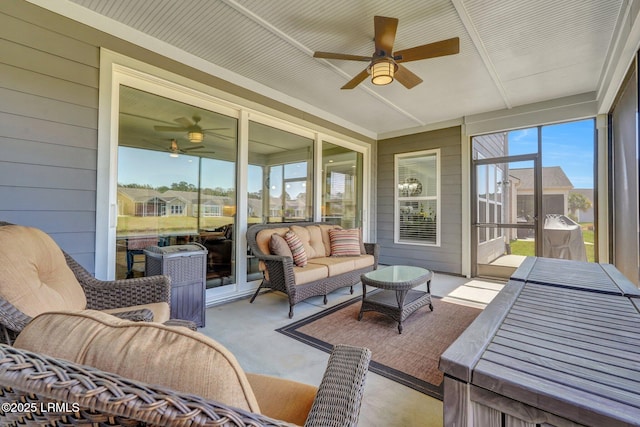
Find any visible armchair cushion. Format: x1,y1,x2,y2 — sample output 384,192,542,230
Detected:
246,373,317,426
14,310,260,413
0,225,86,317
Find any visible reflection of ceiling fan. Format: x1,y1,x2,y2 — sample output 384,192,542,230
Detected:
166,139,205,157
154,115,228,143
314,16,459,89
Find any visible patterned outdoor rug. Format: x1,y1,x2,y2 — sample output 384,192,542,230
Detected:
277,295,482,400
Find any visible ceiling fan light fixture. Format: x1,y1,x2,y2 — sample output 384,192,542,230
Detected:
370,59,396,85
169,152,179,158
188,131,204,143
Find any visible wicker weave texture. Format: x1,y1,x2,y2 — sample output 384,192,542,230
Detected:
0,343,370,427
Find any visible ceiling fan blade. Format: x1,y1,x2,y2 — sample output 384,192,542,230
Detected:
395,37,460,63
341,68,370,90
374,16,398,56
154,125,185,132
206,132,233,140
174,117,194,128
313,51,371,61
395,64,423,89
181,145,205,151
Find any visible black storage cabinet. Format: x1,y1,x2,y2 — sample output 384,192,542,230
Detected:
144,243,207,327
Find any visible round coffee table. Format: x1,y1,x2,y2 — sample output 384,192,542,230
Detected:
358,265,433,334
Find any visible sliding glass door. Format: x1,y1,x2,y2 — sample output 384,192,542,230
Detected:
117,85,238,288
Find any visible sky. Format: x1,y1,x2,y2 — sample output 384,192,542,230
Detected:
508,118,595,189
119,118,596,193
118,147,262,192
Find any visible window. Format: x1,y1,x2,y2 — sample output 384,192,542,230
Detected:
321,141,363,229
395,150,440,245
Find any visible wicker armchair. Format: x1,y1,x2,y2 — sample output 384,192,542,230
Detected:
0,222,174,343
0,342,371,427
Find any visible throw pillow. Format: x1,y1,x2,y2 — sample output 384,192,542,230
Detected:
269,233,293,258
284,230,308,267
329,228,362,256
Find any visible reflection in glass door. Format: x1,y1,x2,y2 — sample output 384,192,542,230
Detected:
321,141,363,229
116,85,238,289
473,157,538,279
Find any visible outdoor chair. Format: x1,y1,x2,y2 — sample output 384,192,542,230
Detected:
0,222,175,344
3,310,372,427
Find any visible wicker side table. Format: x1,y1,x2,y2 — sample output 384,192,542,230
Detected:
359,265,433,333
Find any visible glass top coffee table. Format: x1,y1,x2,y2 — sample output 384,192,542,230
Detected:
358,265,433,334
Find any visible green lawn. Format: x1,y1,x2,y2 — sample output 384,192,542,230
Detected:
509,223,595,262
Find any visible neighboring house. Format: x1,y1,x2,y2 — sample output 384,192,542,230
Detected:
117,187,194,217
509,167,574,219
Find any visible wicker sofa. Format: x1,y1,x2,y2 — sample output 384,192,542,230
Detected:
1,310,371,427
247,222,379,318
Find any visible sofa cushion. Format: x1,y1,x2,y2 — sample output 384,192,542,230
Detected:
290,225,325,259
0,225,86,318
353,254,376,270
14,310,261,413
246,373,317,426
269,233,293,258
307,257,355,277
285,230,308,267
318,224,341,256
293,263,328,284
329,228,362,256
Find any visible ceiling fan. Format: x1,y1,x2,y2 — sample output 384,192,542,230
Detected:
154,115,229,143
313,16,459,89
165,139,206,157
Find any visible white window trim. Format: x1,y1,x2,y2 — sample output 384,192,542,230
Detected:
394,149,441,247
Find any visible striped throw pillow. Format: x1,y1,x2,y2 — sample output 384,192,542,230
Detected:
329,228,362,256
284,230,307,267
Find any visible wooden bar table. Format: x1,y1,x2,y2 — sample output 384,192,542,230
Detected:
440,258,640,427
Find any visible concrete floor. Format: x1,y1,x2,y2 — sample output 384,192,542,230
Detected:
198,273,503,427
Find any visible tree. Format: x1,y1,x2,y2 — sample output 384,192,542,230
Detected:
568,193,592,221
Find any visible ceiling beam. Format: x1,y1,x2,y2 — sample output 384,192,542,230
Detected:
451,0,512,109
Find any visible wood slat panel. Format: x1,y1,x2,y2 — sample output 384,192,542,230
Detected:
473,359,640,427
477,282,640,423
523,257,628,295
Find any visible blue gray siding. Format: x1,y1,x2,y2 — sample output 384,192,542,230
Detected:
377,126,463,274
0,3,99,270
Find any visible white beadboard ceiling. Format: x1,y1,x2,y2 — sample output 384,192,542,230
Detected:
37,0,627,137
